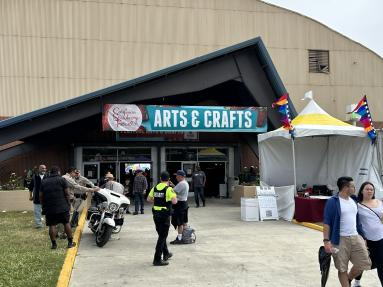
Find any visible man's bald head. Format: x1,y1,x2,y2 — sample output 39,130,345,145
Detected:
38,165,47,174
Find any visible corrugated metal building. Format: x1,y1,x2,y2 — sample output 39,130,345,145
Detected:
0,38,288,195
1,0,382,122
1,0,382,193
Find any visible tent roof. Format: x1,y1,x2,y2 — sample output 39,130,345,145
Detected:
258,99,366,141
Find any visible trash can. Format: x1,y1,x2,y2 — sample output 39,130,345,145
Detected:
241,197,259,221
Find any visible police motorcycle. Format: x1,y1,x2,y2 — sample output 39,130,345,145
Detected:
87,189,130,247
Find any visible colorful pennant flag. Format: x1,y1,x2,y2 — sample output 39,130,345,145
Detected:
272,93,295,137
351,95,376,143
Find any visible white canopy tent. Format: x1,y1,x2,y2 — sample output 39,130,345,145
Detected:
258,99,383,199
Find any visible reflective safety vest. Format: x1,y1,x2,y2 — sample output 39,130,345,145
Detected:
153,185,171,211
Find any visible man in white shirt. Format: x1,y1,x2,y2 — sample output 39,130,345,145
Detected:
170,170,189,244
323,177,371,287
28,164,47,228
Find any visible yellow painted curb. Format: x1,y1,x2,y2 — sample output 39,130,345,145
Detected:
292,219,324,232
56,207,88,287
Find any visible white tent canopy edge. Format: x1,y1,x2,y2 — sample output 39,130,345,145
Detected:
258,99,383,199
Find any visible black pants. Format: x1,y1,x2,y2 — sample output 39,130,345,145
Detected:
368,238,383,285
194,186,205,206
153,210,170,262
355,238,383,286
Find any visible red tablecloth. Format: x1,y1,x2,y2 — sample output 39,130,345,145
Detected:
294,196,327,222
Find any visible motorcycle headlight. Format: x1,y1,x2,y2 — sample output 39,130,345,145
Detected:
109,202,119,212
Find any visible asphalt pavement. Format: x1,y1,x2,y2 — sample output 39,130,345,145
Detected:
69,198,380,287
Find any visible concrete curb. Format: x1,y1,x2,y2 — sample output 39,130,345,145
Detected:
292,219,324,232
56,207,88,287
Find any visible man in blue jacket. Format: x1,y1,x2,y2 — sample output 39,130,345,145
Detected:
323,176,371,287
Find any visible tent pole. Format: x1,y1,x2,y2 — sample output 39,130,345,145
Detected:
292,137,297,195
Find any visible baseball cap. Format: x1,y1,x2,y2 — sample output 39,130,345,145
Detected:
175,170,186,177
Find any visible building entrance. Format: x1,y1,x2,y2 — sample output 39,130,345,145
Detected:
199,162,226,197
119,162,152,193
164,147,230,197
83,162,99,184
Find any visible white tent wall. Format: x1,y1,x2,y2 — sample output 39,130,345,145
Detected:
259,134,383,199
259,137,294,187
259,136,329,187
295,137,329,187
328,136,383,199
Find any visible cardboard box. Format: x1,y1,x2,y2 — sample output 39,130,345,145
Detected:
232,185,257,205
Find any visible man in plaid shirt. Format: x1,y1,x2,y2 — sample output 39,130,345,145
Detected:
133,169,148,215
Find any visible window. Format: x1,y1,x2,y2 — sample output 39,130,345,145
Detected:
308,50,329,73
166,148,197,161
118,148,151,161
83,148,117,162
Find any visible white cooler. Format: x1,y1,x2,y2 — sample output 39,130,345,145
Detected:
241,197,259,221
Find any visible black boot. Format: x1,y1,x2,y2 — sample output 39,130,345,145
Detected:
153,259,169,266
67,237,77,248
51,240,57,249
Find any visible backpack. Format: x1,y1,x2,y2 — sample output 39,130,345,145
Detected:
182,225,196,244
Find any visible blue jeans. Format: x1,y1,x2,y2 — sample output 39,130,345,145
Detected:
34,203,43,227
134,193,144,212
194,187,205,207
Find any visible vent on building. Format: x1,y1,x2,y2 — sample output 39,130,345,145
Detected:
308,50,329,73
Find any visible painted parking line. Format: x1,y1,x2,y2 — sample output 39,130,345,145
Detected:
56,207,88,287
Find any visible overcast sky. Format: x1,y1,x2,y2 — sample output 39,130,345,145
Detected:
262,0,383,57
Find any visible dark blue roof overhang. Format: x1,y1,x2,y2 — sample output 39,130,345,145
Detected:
0,37,296,146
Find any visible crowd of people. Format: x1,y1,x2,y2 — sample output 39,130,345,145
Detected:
27,164,383,278
27,164,205,263
29,165,99,249
323,177,383,287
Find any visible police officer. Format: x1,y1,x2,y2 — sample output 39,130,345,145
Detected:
62,167,99,229
75,169,95,189
73,169,95,226
147,171,177,266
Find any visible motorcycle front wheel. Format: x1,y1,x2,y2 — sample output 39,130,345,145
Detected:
112,225,122,234
95,224,113,247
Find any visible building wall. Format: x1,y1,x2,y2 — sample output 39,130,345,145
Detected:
0,144,70,184
240,142,259,171
0,0,382,121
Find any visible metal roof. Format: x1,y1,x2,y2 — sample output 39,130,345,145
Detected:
0,37,293,130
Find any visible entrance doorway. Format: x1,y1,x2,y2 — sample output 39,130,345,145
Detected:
166,162,181,185
100,162,117,183
119,162,152,191
182,162,197,186
165,161,226,198
199,162,226,197
165,162,196,194
83,162,99,184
